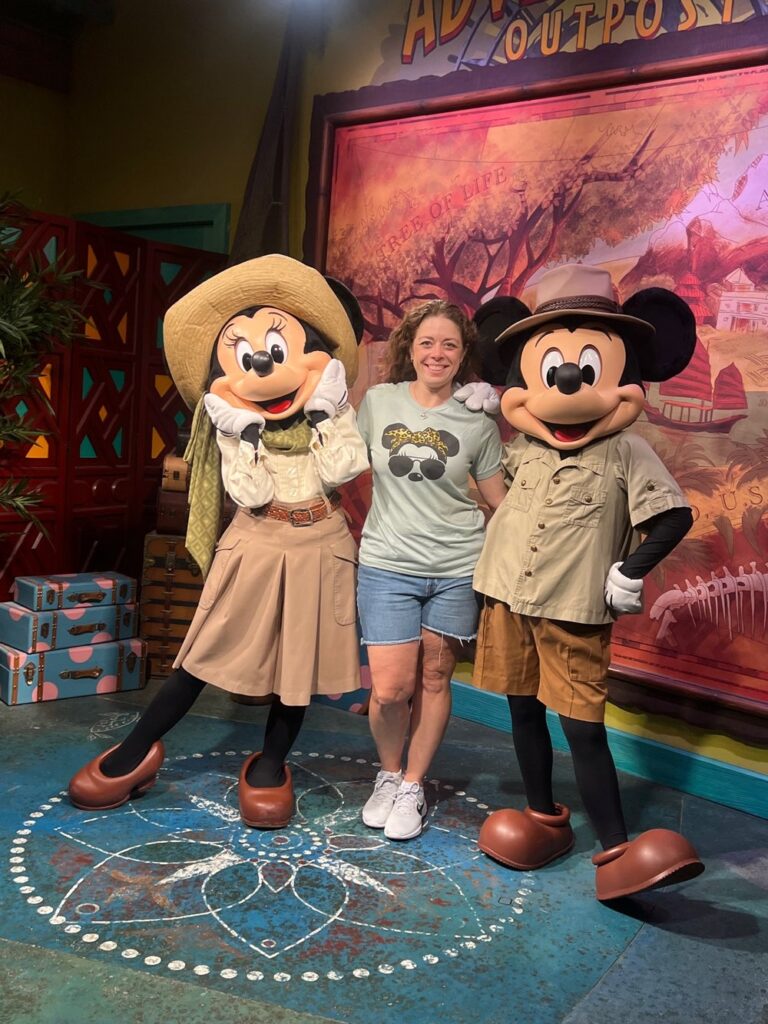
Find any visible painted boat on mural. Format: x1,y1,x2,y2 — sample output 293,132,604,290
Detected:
644,338,748,433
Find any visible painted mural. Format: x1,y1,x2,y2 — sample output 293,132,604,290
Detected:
372,0,768,83
325,63,768,707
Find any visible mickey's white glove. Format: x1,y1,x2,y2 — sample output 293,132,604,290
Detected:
203,393,265,438
454,381,500,415
604,562,644,617
304,359,349,421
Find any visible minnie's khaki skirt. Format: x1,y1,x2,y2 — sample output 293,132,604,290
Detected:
174,507,361,705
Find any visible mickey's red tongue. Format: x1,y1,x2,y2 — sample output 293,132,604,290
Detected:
553,424,588,443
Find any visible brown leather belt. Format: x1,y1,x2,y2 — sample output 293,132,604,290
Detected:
255,491,342,527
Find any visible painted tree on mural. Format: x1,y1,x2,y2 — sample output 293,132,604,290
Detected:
328,87,768,339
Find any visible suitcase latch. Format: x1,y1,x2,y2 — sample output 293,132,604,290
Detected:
67,622,106,636
68,591,105,604
59,668,102,679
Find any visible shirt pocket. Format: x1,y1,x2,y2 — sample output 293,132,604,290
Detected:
329,542,358,626
198,535,241,610
506,466,540,512
564,485,607,529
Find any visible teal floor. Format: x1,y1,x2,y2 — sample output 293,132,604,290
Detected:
0,681,766,1024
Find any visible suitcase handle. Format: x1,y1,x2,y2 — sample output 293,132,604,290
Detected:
67,591,106,604
67,623,106,636
59,668,103,679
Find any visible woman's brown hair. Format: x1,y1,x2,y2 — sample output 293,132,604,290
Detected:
386,300,479,385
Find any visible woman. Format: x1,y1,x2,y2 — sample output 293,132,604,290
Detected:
356,299,507,841
69,255,369,830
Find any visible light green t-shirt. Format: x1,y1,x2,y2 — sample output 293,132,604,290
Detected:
356,382,503,578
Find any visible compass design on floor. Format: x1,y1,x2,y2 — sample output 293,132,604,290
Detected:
10,748,535,986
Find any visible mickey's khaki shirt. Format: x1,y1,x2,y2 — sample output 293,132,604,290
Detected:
473,431,689,625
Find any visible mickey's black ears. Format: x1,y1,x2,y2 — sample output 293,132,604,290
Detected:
325,276,364,344
622,288,696,381
473,296,531,385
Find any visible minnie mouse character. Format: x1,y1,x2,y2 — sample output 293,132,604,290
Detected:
471,263,705,901
69,255,368,829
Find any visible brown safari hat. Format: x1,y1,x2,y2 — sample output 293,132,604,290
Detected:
496,264,655,346
163,254,359,409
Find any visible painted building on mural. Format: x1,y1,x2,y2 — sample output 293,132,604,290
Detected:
716,269,768,333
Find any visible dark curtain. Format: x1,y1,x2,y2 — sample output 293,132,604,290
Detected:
228,1,326,265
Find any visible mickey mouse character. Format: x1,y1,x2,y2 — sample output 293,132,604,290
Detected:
69,255,368,829
471,263,705,901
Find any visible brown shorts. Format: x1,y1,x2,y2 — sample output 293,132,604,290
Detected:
472,598,612,723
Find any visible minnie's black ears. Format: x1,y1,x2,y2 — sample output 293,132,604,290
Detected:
473,296,531,385
622,288,696,381
325,276,364,344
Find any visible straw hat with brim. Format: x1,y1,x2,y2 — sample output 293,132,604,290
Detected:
164,254,360,410
493,263,695,383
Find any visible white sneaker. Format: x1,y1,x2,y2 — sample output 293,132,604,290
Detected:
362,769,403,828
384,780,427,840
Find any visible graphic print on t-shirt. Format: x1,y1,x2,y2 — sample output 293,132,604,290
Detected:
381,422,460,482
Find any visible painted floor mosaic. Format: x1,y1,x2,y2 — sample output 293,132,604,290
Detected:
1,692,767,1024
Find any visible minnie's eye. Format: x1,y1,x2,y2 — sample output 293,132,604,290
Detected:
266,329,288,364
235,339,254,372
541,348,564,388
579,346,602,386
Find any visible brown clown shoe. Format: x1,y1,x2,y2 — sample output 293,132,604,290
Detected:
593,828,705,901
478,804,575,869
238,753,295,829
68,741,165,810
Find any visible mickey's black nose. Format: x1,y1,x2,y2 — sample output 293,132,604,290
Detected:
250,351,274,377
554,362,582,395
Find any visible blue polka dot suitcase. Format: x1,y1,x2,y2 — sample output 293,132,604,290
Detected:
0,637,147,706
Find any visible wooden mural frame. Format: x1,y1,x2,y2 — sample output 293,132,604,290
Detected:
304,21,768,729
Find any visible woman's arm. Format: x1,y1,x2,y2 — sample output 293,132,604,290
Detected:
475,470,508,512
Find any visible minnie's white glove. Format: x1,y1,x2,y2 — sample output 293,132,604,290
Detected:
604,562,644,616
304,359,349,420
203,393,265,438
454,381,500,415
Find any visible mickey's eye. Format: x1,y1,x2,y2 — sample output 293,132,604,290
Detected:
265,329,288,364
541,348,564,388
579,346,602,386
235,339,255,372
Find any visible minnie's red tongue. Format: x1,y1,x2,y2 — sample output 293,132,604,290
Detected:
257,391,297,415
553,424,588,443
262,397,293,414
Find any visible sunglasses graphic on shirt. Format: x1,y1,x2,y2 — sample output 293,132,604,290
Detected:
388,455,446,480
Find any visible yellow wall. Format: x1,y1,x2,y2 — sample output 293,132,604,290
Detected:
1,0,289,238
1,75,69,212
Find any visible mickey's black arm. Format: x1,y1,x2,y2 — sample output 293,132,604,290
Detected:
619,507,693,579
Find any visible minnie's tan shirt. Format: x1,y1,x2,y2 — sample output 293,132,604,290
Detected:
216,406,369,507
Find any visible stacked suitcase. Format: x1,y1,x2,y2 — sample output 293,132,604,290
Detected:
140,531,204,678
0,572,146,706
140,446,204,678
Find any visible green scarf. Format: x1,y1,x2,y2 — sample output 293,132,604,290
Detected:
261,418,313,453
183,396,222,578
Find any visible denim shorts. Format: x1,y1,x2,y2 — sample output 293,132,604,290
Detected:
357,564,480,645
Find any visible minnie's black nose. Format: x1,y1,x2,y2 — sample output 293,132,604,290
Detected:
250,351,274,377
554,362,583,395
